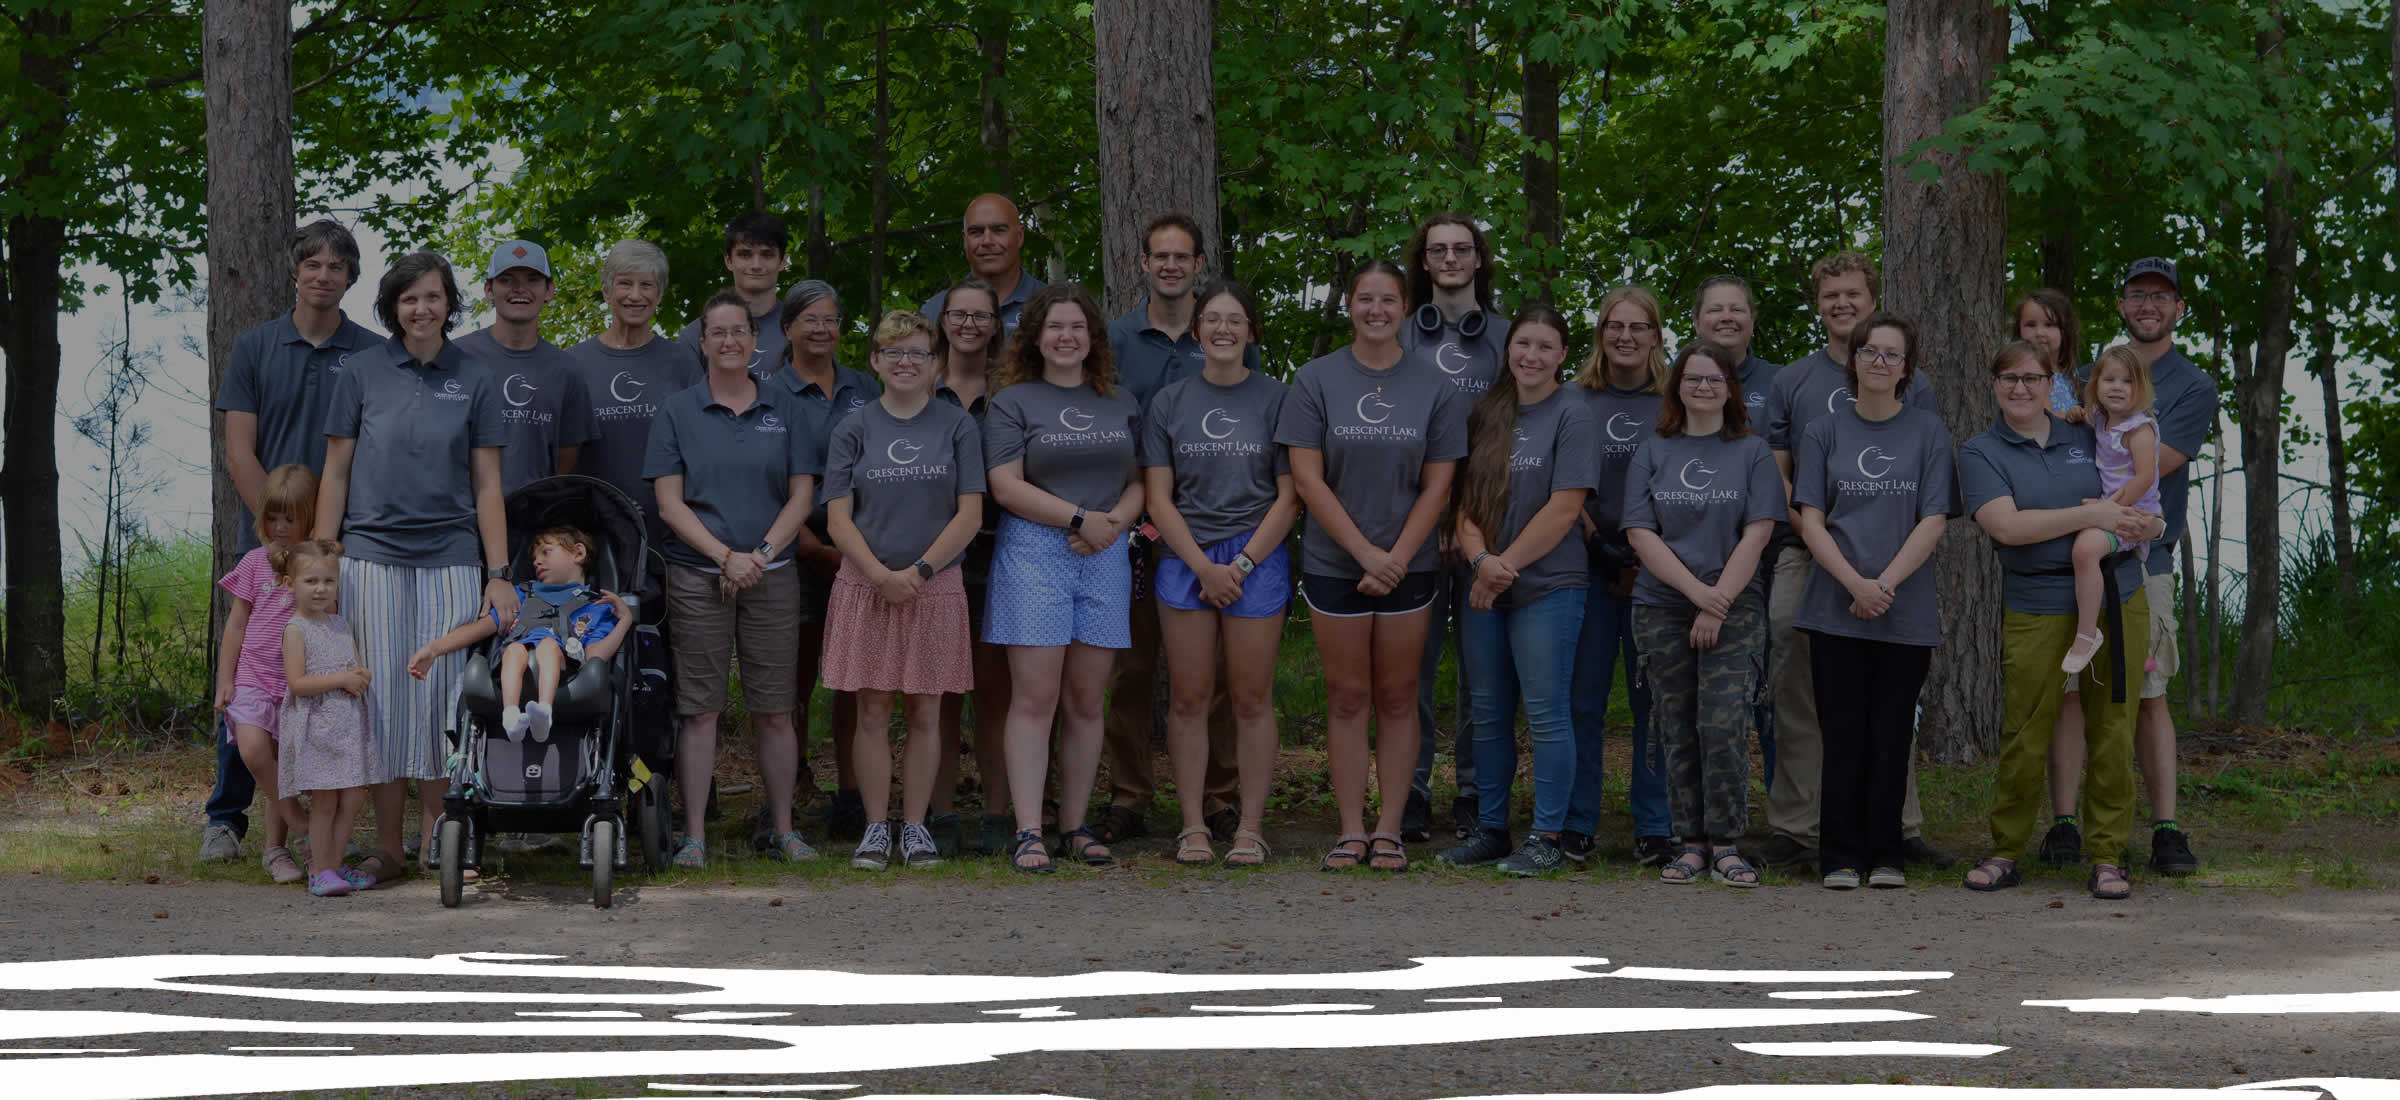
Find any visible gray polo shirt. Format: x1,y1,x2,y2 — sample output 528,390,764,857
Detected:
642,382,818,569
822,398,986,572
1958,414,2145,616
1579,381,1660,538
1489,386,1599,607
676,297,789,378
1138,369,1290,546
923,271,1046,346
323,338,503,567
1274,345,1469,578
1735,353,1780,422
215,311,378,552
1790,405,1959,647
2084,346,2217,577
763,360,880,526
567,334,702,543
1764,349,1939,453
1399,308,1510,412
454,328,601,494
984,379,1142,515
1621,432,1784,611
1108,299,1268,413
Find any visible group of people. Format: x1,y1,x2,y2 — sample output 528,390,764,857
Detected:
204,195,2218,900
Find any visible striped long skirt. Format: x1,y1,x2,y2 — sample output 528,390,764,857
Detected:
339,557,481,782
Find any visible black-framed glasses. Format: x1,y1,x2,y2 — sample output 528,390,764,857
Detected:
943,309,997,326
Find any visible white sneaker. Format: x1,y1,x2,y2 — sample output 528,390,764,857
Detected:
500,707,530,742
525,701,554,743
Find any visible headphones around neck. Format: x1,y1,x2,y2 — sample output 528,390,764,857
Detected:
1412,303,1488,340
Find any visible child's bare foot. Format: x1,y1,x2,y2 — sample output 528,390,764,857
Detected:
2061,630,2104,675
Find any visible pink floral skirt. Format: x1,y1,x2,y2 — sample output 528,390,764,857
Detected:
819,558,974,696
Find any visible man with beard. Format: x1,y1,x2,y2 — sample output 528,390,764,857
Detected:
454,240,600,492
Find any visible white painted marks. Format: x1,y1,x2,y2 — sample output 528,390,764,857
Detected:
2028,991,2400,1016
977,1006,1074,1019
1769,990,1923,1000
1186,1003,1374,1013
1733,1041,2008,1057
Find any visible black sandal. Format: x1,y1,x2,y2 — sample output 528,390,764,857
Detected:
1366,832,1409,873
1710,847,1761,889
1008,829,1053,874
1057,826,1114,866
1660,845,1707,885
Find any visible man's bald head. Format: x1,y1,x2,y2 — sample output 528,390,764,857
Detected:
962,193,1025,281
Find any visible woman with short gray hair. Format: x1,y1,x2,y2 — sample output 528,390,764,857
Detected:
569,240,700,559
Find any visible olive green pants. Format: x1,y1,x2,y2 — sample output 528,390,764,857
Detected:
1991,586,2149,864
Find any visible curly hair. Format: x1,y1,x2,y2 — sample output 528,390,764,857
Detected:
993,283,1116,397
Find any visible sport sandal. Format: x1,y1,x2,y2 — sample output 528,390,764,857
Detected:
1320,834,1368,872
1173,827,1214,866
1057,826,1114,866
1008,829,1053,873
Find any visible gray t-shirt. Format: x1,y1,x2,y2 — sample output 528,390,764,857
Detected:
1109,299,1264,413
642,382,819,569
1139,369,1291,547
822,398,986,572
1400,309,1510,416
214,311,378,553
1579,382,1660,538
1789,405,1959,647
1620,432,1784,610
454,328,601,494
1958,415,2146,616
323,338,504,567
675,297,788,377
983,379,1142,515
1735,353,1780,422
1764,348,1939,452
567,334,702,543
1274,346,1469,578
1489,387,1599,606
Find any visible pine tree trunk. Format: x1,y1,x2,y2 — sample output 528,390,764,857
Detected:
2232,155,2296,726
204,0,296,704
1521,52,1562,305
2314,315,2357,607
1093,0,1221,316
2,7,74,713
1881,0,2010,761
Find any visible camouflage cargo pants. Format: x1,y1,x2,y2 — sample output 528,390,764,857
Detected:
1632,590,1766,843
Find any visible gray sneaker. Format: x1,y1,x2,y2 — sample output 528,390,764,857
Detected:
1435,827,1512,866
851,821,893,870
1495,834,1568,877
899,821,943,868
198,823,241,862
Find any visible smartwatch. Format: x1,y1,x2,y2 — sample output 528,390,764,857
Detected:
1232,553,1256,576
755,541,775,558
1069,508,1087,532
484,567,508,582
913,558,935,580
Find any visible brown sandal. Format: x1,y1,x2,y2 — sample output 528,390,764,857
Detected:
1321,833,1368,871
1174,827,1214,866
1224,829,1270,867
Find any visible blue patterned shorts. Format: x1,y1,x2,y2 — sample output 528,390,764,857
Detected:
983,514,1132,649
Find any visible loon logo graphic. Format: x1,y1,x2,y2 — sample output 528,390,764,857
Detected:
1201,408,1241,440
887,438,924,465
1857,446,1895,480
609,372,645,404
1511,426,1532,458
442,379,463,396
1680,459,1719,491
1828,386,1857,414
1356,391,1396,425
1607,413,1641,442
760,414,783,432
2068,446,2087,462
1436,342,1471,375
502,374,535,408
1058,406,1097,432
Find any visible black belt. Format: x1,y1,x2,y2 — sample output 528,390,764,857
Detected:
2027,551,2135,703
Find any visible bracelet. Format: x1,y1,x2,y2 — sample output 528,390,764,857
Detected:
1470,551,1492,572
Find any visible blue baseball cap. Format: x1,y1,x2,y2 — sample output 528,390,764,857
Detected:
2122,257,2179,292
485,239,552,281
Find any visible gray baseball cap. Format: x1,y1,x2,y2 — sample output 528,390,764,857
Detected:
485,239,552,281
2122,256,2179,292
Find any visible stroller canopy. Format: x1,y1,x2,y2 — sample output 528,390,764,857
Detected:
502,475,648,593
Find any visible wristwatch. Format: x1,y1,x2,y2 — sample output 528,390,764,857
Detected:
1069,508,1087,532
1232,553,1256,576
484,567,508,582
755,541,775,558
913,558,935,580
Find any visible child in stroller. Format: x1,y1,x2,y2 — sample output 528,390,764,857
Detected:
410,525,632,742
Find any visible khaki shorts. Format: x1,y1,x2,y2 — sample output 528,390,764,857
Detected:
666,562,802,717
2141,571,2179,699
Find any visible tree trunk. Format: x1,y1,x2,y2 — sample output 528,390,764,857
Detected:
2206,409,2227,715
1092,0,1221,316
1521,50,1562,305
2231,154,2296,725
2313,315,2357,606
2,7,74,713
979,12,1013,197
2180,534,2199,714
2038,206,2077,299
204,0,296,709
1881,0,2010,761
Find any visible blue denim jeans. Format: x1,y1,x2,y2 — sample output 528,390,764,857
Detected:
1412,564,1476,800
1464,586,1587,835
1567,581,1667,838
204,716,255,835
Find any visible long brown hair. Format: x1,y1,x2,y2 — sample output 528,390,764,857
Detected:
1576,285,1669,393
1655,342,1749,441
993,282,1117,397
932,275,999,378
1459,305,1573,542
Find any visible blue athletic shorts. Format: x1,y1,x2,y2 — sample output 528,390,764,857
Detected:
983,514,1132,649
1154,534,1292,619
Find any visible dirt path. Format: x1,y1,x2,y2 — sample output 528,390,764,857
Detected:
0,872,2395,1098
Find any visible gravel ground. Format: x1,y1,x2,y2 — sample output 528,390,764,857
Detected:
1,871,2396,1099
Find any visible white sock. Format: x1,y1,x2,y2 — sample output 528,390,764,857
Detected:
501,706,529,742
526,701,554,743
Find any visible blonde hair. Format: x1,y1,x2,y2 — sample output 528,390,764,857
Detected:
1809,250,1880,300
873,308,937,349
1577,286,1668,393
2084,345,2156,416
257,464,319,545
269,538,344,583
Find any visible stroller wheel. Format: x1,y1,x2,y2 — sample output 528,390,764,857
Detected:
635,785,669,873
437,819,465,909
590,818,615,909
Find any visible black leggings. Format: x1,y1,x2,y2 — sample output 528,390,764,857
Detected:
1806,631,1932,874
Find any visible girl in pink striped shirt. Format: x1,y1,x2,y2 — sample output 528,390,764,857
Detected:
214,464,318,884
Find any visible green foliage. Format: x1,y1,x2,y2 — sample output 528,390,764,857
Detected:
58,534,214,739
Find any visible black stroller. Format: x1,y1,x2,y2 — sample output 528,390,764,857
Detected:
432,475,677,908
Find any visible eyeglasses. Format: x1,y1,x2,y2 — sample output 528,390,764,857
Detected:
1856,348,1907,367
796,315,842,330
1682,375,1727,391
1146,251,1197,265
2122,290,2179,306
1602,321,1657,336
704,327,752,341
877,348,933,364
1995,373,2050,391
942,309,997,326
1424,244,1478,259
1198,313,1249,328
